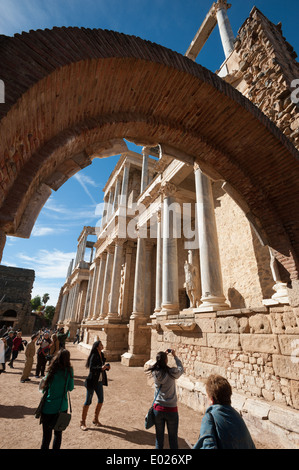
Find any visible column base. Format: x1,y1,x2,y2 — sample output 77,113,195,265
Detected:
121,352,149,367
195,296,229,312
161,303,180,316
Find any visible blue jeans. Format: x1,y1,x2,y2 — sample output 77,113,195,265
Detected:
153,409,179,449
84,381,103,405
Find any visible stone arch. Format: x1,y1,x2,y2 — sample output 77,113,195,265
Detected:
0,27,298,282
3,310,17,318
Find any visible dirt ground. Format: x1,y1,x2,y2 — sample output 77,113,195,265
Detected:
0,338,278,450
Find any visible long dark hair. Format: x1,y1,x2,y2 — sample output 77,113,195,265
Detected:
147,351,174,379
42,349,72,389
86,340,102,368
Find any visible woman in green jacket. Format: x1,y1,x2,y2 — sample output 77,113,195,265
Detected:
40,349,74,449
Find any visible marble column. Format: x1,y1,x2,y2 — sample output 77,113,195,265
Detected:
141,147,149,193
101,195,109,229
108,241,124,320
112,177,122,212
87,262,99,320
214,1,234,58
120,163,130,207
194,164,229,311
106,190,114,221
99,247,114,319
58,293,69,323
131,235,147,318
92,253,107,319
161,183,180,315
155,211,163,314
263,247,289,305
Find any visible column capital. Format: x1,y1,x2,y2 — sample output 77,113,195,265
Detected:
211,0,231,17
159,181,178,199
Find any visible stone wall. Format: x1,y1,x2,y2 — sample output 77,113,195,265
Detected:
0,265,35,333
149,304,299,448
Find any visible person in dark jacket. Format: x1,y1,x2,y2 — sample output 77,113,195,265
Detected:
8,331,24,368
80,340,110,430
193,374,256,449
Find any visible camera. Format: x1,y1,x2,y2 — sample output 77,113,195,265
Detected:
105,363,110,368
167,349,172,353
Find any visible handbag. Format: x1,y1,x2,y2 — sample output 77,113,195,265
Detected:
35,385,48,419
145,385,161,430
51,371,72,432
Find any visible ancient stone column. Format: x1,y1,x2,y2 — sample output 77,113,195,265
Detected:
112,177,122,212
92,253,107,319
155,211,163,314
101,195,109,229
99,247,114,319
106,190,114,221
161,183,180,315
214,0,234,58
58,293,69,323
131,234,147,318
120,163,130,207
108,241,124,320
87,261,99,320
194,164,229,311
141,147,149,193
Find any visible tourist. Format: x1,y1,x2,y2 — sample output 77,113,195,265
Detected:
193,374,256,449
20,334,38,382
0,336,6,373
35,331,52,378
8,330,24,368
73,328,80,344
4,330,14,363
49,333,59,360
80,340,110,430
57,327,70,349
39,349,74,449
146,349,184,449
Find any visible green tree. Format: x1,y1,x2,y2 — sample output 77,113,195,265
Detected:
31,295,42,311
44,305,55,323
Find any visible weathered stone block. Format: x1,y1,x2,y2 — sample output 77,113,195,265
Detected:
273,354,299,380
291,380,299,410
278,335,299,356
243,398,271,419
249,314,272,333
200,346,217,364
216,316,239,333
269,406,299,434
240,334,280,354
207,333,241,350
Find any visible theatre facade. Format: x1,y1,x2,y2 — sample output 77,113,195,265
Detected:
53,5,299,447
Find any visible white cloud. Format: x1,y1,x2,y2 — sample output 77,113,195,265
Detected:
43,198,98,221
31,224,68,237
17,248,76,280
74,173,97,204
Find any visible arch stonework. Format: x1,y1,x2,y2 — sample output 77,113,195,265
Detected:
0,27,299,281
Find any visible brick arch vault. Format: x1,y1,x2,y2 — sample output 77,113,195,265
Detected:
0,27,299,285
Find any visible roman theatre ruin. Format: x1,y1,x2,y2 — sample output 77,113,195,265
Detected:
1,1,299,447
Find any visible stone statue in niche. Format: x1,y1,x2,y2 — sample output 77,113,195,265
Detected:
184,250,201,308
118,263,126,315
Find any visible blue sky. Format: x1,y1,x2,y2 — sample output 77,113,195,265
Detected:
1,0,299,305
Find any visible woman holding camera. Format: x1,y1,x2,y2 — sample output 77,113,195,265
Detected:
80,340,110,430
147,349,184,449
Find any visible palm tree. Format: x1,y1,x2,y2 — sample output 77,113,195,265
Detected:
42,293,50,306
